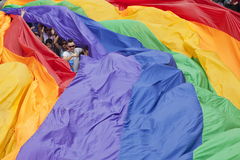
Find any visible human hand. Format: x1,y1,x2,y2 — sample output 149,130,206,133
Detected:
20,9,26,17
51,29,55,35
41,26,44,33
72,53,78,57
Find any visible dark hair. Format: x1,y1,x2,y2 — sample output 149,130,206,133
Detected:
67,39,74,43
27,23,33,28
44,27,52,32
34,32,40,37
59,38,67,45
45,39,53,44
83,45,88,51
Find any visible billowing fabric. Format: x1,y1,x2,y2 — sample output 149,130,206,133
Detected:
7,0,240,84
6,7,106,59
6,6,147,59
4,5,204,160
100,19,215,91
1,1,240,160
99,19,240,160
190,21,240,80
0,11,59,160
4,15,75,93
0,62,32,159
194,87,240,160
17,48,203,160
107,0,240,41
65,0,240,110
3,0,64,6
6,6,148,57
103,1,240,81
4,0,87,16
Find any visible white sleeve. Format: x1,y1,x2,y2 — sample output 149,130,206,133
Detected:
43,32,48,43
62,51,70,58
75,48,83,55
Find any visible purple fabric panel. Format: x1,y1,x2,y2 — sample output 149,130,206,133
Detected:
7,6,107,59
17,53,141,160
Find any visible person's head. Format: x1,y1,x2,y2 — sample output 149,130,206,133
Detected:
61,40,68,50
83,46,89,56
67,39,76,52
34,32,41,41
44,27,52,36
45,39,53,49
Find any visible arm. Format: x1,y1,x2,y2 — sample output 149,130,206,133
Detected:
38,25,44,43
63,55,75,61
20,9,26,18
63,52,78,61
53,35,61,50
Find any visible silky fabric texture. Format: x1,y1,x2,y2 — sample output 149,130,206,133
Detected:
3,0,62,6
6,7,106,59
5,1,240,105
4,15,75,94
107,22,240,160
0,12,58,160
190,21,240,80
16,53,141,160
6,6,146,57
16,48,203,160
107,0,240,41
194,86,240,160
4,5,204,160
56,6,240,159
0,63,32,158
107,19,240,158
61,0,240,110
1,2,240,160
4,0,214,92
100,19,215,91
119,49,203,159
4,0,87,16
4,0,240,81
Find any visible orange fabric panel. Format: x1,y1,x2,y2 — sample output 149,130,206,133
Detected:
191,21,240,80
0,12,58,160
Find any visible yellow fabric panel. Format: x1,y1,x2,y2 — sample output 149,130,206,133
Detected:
67,0,200,56
0,62,32,159
0,12,58,160
65,0,240,109
68,0,120,20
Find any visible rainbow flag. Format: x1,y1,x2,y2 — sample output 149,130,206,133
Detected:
0,0,240,159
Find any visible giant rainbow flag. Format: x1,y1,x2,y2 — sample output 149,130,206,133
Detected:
0,0,240,159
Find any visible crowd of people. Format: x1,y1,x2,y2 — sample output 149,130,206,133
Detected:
21,10,89,73
213,0,240,12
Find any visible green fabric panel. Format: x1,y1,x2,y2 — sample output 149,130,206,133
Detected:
194,86,240,160
100,19,240,160
4,0,87,16
100,20,214,92
101,20,170,52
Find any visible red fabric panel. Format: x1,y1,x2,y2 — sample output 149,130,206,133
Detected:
4,15,75,94
107,0,240,41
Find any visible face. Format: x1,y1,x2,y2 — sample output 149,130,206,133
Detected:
36,35,41,41
46,43,52,49
34,33,41,41
45,28,52,36
67,42,75,52
62,41,68,50
83,49,89,56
